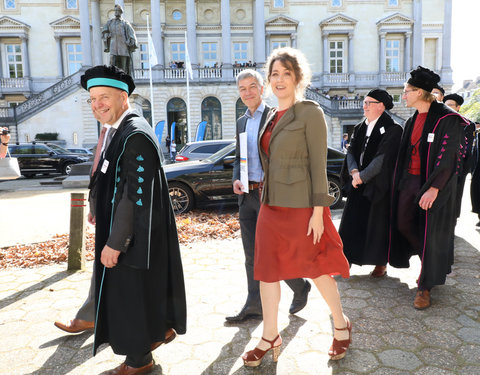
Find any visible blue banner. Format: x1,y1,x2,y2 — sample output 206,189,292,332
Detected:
195,121,207,141
170,122,176,143
155,120,165,143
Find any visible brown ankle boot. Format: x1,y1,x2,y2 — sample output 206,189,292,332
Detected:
413,290,431,310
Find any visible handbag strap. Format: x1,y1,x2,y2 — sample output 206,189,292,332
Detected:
6,149,12,158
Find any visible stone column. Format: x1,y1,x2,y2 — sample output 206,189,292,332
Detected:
348,32,354,74
79,0,93,67
54,36,64,77
412,0,422,67
379,32,386,73
253,0,266,65
404,31,411,72
322,32,329,74
186,0,198,65
221,0,232,78
21,37,30,77
91,0,103,66
441,0,453,83
151,0,164,66
291,33,297,48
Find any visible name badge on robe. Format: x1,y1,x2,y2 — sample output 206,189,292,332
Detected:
380,127,385,135
427,133,435,143
101,159,109,174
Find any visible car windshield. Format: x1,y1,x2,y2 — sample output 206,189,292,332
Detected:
47,144,70,153
203,144,235,163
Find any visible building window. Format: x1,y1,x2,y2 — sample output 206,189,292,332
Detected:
332,0,342,6
272,41,288,50
392,94,401,103
66,0,78,9
385,39,400,72
424,38,437,70
171,42,185,62
273,0,284,7
139,43,149,69
6,44,23,78
233,42,248,64
329,41,344,73
202,42,217,67
388,0,399,6
5,0,15,9
66,43,82,75
201,97,222,140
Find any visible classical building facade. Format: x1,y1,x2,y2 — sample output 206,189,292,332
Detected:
0,0,453,150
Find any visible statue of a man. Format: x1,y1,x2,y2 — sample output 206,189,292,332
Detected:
102,5,137,76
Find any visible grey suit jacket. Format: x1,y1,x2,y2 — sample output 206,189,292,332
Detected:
232,104,271,182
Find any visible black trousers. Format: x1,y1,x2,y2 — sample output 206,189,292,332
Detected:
238,188,307,307
125,351,152,368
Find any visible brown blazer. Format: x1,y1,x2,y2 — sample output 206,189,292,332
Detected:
258,100,334,208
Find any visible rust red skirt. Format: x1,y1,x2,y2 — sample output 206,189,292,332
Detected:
254,204,350,282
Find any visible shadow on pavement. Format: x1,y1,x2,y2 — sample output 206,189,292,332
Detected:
0,270,72,310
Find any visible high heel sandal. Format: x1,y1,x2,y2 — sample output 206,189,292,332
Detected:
242,335,282,367
328,318,352,360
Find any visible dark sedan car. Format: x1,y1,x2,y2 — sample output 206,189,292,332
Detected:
8,143,91,177
164,143,345,214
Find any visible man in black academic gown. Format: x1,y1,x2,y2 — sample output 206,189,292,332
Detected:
389,66,468,310
339,89,402,278
443,93,476,219
81,65,186,375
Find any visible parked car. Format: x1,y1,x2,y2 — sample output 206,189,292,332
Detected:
164,143,345,214
66,147,93,156
175,139,235,162
8,142,91,177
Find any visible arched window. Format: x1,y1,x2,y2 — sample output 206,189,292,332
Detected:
201,96,222,140
236,98,247,121
167,97,187,146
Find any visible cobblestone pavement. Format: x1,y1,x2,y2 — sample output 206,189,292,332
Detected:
0,184,479,374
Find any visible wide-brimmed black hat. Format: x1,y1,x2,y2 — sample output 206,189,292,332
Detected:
366,89,393,110
433,84,445,94
80,65,135,96
407,66,441,92
443,93,464,106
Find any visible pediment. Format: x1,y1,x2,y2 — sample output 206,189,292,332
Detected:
50,16,81,28
320,13,357,27
0,16,30,30
265,14,299,27
377,12,413,26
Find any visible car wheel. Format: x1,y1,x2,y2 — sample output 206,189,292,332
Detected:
328,176,342,209
62,162,74,175
168,182,194,214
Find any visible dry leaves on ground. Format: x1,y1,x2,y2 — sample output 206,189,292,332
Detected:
0,211,240,269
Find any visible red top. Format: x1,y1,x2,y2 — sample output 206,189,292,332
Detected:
261,109,288,155
408,112,428,175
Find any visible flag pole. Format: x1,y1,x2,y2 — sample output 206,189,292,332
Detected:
185,30,191,143
147,15,155,128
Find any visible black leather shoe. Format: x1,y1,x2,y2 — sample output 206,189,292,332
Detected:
225,304,262,322
289,280,311,314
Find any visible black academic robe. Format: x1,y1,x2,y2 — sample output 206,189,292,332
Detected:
471,130,480,214
92,114,187,356
339,111,402,265
388,101,468,289
455,119,476,218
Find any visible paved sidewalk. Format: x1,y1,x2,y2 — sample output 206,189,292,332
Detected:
0,181,479,374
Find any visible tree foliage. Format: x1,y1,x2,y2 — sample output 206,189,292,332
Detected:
460,88,480,122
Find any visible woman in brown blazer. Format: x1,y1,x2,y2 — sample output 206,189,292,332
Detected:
241,47,351,367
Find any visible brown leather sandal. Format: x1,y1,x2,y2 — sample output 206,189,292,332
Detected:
328,318,352,360
242,335,282,367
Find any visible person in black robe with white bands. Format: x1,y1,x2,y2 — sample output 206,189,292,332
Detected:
388,66,468,310
339,89,402,277
443,93,477,219
81,65,187,375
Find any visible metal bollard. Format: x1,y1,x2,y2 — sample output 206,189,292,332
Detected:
68,192,87,270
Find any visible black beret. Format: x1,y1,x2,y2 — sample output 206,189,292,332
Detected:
366,89,394,110
80,65,135,96
443,93,464,106
433,84,445,94
407,66,441,92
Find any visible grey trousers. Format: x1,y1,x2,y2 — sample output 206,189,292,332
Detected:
239,189,307,307
75,262,95,322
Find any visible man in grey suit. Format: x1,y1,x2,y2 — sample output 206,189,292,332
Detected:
226,69,311,322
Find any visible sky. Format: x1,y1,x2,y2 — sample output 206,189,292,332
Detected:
451,0,480,90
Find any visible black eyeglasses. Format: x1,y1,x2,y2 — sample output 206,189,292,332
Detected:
363,100,381,107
